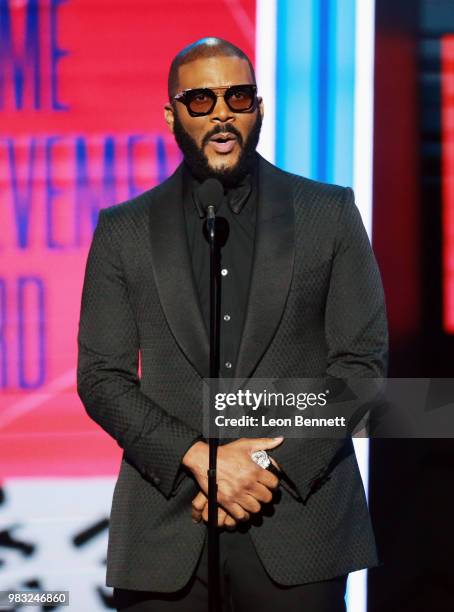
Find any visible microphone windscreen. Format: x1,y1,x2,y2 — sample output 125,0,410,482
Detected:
196,178,224,213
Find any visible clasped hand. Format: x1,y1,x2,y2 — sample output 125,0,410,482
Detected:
182,436,284,528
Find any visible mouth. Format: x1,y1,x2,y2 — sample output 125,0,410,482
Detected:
207,133,238,154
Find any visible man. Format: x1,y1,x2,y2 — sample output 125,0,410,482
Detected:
77,37,388,611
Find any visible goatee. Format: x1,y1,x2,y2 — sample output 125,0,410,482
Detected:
172,111,262,188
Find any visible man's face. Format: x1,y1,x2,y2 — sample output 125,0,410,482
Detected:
165,55,264,186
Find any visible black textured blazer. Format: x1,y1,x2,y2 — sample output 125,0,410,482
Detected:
77,153,388,592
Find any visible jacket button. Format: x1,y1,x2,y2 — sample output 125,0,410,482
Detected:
152,476,161,486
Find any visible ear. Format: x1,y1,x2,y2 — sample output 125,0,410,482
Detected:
257,96,264,120
164,103,175,134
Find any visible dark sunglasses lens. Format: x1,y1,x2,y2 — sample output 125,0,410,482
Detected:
226,86,255,111
187,90,216,115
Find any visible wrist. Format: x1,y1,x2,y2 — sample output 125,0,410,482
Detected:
182,440,208,472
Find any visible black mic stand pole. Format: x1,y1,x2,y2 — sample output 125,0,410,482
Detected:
207,203,221,612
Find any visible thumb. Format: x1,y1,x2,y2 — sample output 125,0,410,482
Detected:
250,436,284,451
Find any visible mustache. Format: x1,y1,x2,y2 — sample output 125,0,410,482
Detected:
202,124,244,148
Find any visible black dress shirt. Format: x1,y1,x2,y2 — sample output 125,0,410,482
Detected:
182,161,258,378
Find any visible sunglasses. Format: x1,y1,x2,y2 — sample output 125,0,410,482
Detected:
172,84,258,117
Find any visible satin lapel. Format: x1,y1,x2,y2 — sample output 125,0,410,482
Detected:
233,155,295,380
148,163,210,379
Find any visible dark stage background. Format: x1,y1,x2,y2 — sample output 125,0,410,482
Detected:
370,0,454,609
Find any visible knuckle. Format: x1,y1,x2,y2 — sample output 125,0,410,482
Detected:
239,473,251,487
242,477,254,492
221,492,233,505
248,473,257,485
268,476,279,489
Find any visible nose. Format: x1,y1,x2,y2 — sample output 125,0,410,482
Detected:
211,94,234,123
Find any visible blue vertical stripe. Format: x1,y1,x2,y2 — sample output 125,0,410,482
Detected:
316,0,330,181
276,0,315,177
274,3,362,608
275,0,355,186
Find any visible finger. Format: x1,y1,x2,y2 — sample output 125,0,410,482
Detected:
225,502,251,522
203,506,234,528
217,508,231,527
192,504,204,523
246,481,274,504
220,512,237,529
224,514,237,529
256,468,280,491
202,504,209,523
218,486,260,514
236,493,261,514
192,491,207,512
202,503,221,524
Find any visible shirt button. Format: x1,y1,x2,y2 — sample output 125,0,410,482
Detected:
225,362,232,369
224,314,231,321
221,268,228,276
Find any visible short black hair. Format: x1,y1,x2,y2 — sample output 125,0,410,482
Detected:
168,37,256,99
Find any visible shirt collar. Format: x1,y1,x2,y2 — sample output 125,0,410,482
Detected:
183,162,255,219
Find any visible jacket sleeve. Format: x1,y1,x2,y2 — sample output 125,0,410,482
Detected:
77,209,203,499
269,186,389,501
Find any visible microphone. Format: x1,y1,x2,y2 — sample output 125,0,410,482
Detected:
197,179,224,222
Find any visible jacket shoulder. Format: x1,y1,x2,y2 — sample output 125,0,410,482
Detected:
261,157,351,203
98,164,182,233
100,188,153,226
264,159,348,203
259,158,354,232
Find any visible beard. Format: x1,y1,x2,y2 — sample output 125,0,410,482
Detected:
172,110,262,189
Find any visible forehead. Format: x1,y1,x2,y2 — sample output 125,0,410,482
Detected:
177,56,253,90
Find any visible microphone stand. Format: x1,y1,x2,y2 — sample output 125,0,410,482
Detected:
207,204,221,612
